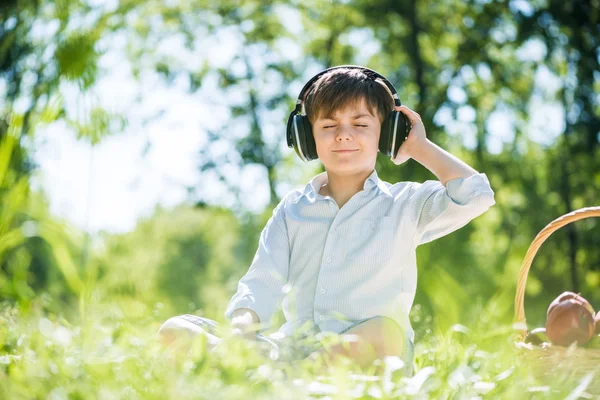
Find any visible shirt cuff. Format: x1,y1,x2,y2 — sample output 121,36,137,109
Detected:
445,173,494,205
224,295,265,327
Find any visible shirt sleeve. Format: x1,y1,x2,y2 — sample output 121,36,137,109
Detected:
224,196,290,331
408,172,496,246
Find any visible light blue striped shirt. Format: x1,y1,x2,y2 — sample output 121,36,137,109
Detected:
225,169,495,342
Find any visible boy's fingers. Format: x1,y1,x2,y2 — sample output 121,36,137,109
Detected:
396,105,422,122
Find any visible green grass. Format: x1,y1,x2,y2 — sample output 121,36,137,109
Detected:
1,299,598,399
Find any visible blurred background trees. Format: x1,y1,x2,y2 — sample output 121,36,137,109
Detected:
1,0,598,336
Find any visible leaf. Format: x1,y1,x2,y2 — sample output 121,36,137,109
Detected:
0,115,22,186
39,95,64,124
55,31,100,89
37,222,83,296
0,229,26,264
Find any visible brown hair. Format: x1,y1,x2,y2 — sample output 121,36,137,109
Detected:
303,67,395,125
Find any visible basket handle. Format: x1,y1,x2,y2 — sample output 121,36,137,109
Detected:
514,206,600,341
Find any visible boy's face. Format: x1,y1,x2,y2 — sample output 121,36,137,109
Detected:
312,97,381,176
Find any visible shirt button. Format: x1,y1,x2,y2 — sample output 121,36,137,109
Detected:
326,257,331,263
319,316,325,321
320,288,326,294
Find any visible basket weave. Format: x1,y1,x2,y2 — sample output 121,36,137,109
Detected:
514,206,600,390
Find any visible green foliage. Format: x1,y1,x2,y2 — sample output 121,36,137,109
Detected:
67,107,128,145
1,0,599,396
2,299,599,399
0,115,84,311
0,0,126,313
93,205,243,318
55,31,101,90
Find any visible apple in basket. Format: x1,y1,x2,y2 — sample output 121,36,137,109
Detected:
545,292,596,346
547,291,595,318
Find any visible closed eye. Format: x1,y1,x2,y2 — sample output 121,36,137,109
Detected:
324,125,367,128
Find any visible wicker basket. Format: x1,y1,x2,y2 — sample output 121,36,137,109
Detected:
514,206,600,390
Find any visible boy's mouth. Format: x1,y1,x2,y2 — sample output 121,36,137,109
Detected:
332,149,359,153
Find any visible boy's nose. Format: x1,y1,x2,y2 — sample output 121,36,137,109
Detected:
336,125,354,140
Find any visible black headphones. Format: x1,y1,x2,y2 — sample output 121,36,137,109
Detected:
286,65,410,162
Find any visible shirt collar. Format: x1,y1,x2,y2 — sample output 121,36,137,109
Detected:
301,169,391,200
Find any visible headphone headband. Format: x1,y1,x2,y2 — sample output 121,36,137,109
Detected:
294,65,401,114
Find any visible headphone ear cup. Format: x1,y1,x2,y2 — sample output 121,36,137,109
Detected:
287,112,317,162
379,111,397,157
286,111,296,148
301,116,317,160
291,114,314,162
380,114,394,156
380,111,410,158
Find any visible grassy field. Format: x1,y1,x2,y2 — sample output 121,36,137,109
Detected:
1,298,598,400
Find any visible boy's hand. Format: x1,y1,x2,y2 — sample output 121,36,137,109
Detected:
391,105,428,166
230,308,260,341
231,326,259,341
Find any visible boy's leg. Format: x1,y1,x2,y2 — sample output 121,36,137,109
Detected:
266,330,322,363
306,316,410,374
156,314,223,353
157,315,280,360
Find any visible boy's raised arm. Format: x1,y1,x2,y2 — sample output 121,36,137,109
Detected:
392,105,478,185
393,105,495,245
407,173,495,245
407,138,479,186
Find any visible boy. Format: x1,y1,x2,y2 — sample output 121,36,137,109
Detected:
157,66,495,374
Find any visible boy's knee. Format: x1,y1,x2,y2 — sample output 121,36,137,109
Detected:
373,316,405,339
362,316,406,355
